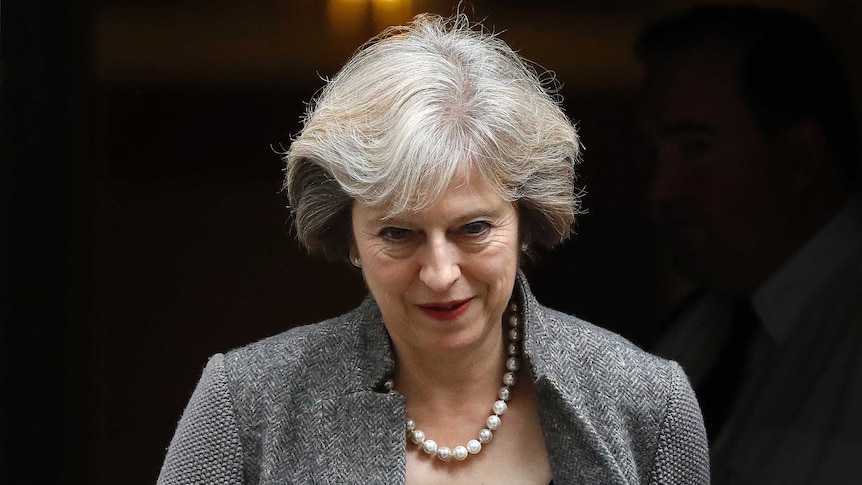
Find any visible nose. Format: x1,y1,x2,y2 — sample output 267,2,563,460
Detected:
650,160,674,207
418,236,461,292
649,146,687,209
649,147,701,229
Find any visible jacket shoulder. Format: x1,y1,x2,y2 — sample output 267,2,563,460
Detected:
529,305,707,482
213,305,375,482
533,305,673,380
225,315,352,380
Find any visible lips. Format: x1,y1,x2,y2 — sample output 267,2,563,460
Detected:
417,298,472,321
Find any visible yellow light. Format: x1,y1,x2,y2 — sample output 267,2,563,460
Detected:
371,0,412,33
327,0,370,39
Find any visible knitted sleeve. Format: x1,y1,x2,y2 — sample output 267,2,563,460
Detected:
649,362,710,484
157,354,245,485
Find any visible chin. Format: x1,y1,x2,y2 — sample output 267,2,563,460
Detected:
431,321,493,352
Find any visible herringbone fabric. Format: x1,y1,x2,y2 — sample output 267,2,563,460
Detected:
158,274,709,484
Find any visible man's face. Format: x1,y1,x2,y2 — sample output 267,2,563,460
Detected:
640,45,795,293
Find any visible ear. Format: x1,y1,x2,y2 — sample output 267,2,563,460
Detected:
348,242,361,268
778,119,828,192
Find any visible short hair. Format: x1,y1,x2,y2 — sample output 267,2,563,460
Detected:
283,13,582,263
636,5,860,188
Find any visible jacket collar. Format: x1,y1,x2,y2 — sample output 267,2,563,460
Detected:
299,296,407,483
517,272,631,482
305,271,627,483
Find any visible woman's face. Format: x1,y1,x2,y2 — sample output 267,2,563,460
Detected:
351,170,521,356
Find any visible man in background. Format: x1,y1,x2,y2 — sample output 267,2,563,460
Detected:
637,5,862,483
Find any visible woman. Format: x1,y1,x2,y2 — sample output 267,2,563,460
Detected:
158,13,708,484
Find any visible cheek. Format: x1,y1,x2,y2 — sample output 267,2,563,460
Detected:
470,241,520,286
362,256,415,300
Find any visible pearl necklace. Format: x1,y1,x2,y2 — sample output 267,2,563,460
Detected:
384,302,522,462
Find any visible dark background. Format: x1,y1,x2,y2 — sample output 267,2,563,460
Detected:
2,0,860,483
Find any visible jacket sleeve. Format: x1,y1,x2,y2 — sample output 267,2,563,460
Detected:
649,362,710,484
157,354,245,485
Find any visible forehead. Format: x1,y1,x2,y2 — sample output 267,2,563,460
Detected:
641,44,752,134
359,168,510,221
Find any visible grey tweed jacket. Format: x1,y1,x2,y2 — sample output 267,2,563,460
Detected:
158,275,709,484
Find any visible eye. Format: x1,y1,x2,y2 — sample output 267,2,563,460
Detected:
643,143,658,163
462,221,491,237
379,227,411,241
680,137,712,159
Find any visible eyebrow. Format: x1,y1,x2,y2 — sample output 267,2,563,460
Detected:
375,206,507,226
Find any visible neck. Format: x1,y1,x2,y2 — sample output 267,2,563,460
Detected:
393,326,506,407
391,301,524,461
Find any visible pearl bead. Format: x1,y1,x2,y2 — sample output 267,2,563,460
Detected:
503,372,517,386
493,400,508,415
508,328,521,342
510,302,518,312
506,357,520,372
499,386,511,401
422,439,438,455
507,343,519,356
437,446,452,461
410,430,425,444
406,419,415,432
487,414,501,430
479,428,493,443
453,446,469,460
467,439,482,454
508,314,520,327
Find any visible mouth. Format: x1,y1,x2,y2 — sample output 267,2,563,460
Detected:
654,201,704,233
417,298,472,321
663,221,709,249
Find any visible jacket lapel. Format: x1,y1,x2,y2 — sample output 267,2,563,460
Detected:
534,375,629,484
518,274,630,484
301,296,408,484
311,390,407,484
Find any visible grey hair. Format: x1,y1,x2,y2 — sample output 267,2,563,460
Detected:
283,13,583,263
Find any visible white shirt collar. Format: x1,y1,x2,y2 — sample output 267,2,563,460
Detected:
752,194,862,345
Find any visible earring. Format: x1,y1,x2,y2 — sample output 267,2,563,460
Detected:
352,256,362,268
520,242,529,252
